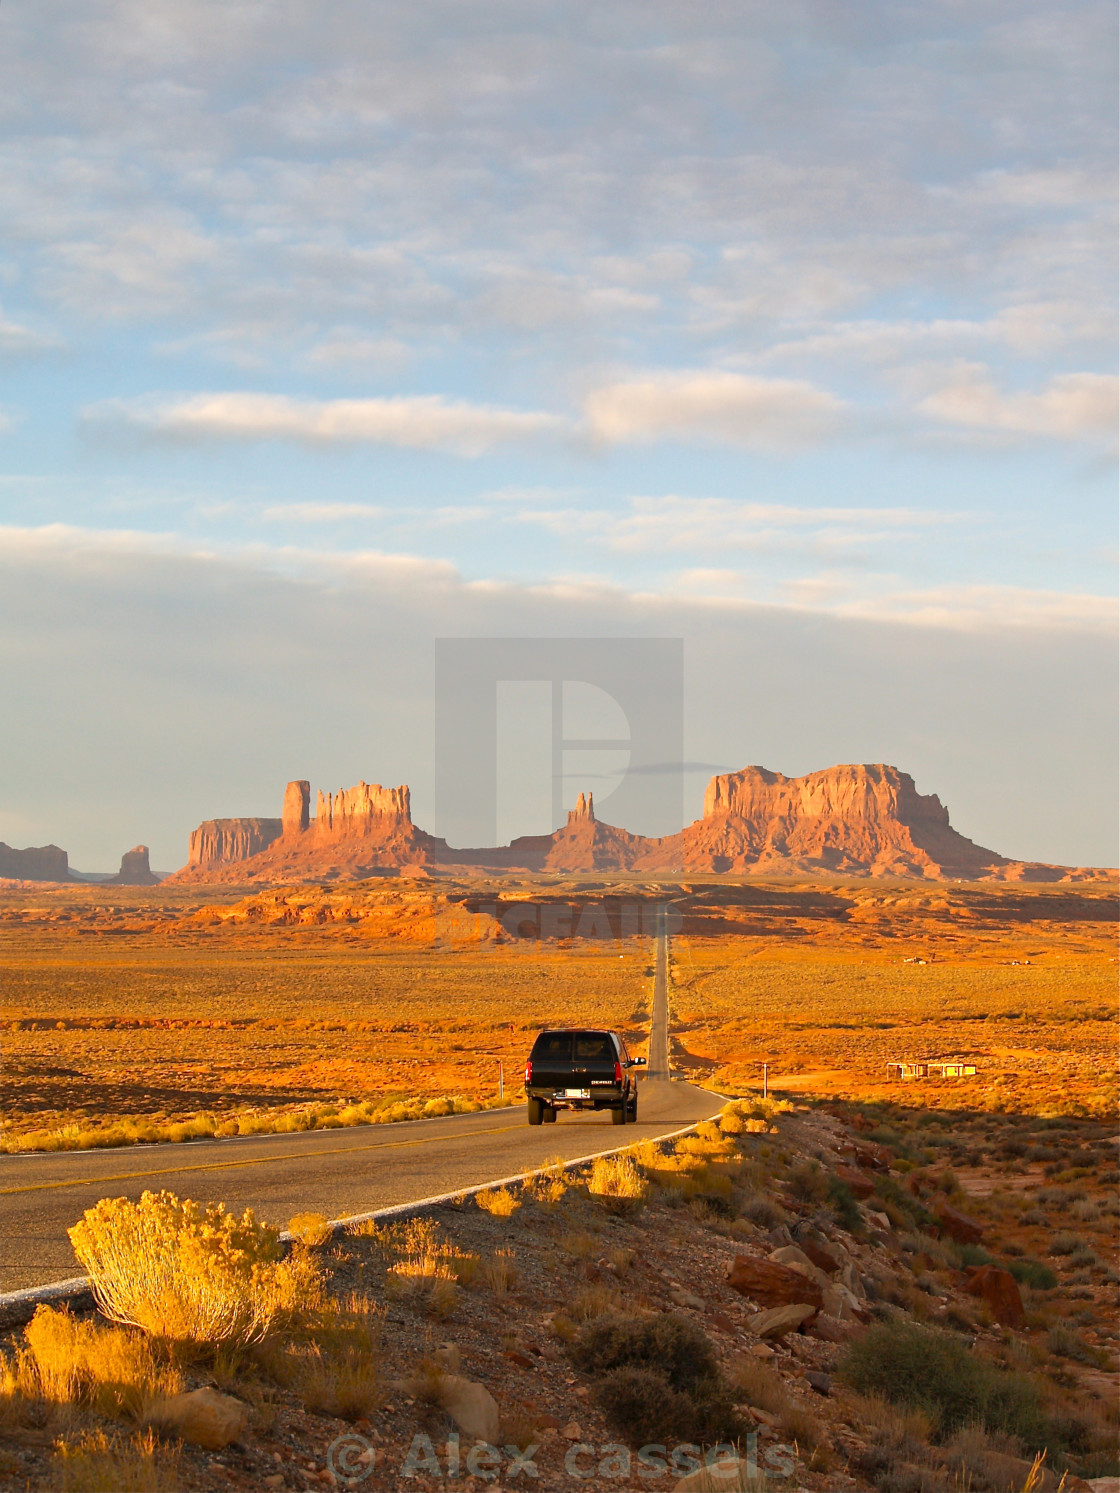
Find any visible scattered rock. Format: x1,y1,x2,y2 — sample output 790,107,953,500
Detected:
727,1256,824,1311
769,1245,831,1289
936,1202,984,1245
805,1371,831,1396
750,1342,776,1358
148,1388,249,1451
560,1422,582,1441
670,1286,706,1310
673,1453,750,1490
965,1265,1025,1327
437,1376,500,1444
807,1313,857,1344
505,1349,535,1369
822,1282,869,1322
835,1165,876,1199
746,1303,818,1339
798,1238,843,1275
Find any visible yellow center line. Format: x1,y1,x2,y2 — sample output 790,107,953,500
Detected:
0,1123,525,1196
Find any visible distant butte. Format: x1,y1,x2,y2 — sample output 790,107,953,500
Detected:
165,763,1108,885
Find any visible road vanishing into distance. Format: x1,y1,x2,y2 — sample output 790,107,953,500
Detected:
0,918,722,1292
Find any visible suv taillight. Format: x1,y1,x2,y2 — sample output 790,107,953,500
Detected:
614,1060,623,1084
524,1060,533,1085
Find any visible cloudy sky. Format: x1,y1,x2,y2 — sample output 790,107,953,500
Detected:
1,0,1116,870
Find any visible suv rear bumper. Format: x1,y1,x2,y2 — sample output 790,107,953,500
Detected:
527,1086,626,1110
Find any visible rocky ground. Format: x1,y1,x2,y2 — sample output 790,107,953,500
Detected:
1,1096,1117,1493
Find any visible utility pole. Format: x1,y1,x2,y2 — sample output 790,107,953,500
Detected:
498,1061,504,1100
762,1062,768,1100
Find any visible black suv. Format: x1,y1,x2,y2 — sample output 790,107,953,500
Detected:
523,1028,646,1126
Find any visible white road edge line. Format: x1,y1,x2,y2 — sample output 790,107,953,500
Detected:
0,1106,725,1319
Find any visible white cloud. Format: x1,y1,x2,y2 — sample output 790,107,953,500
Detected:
583,371,845,448
517,495,949,554
84,392,568,455
919,368,1118,441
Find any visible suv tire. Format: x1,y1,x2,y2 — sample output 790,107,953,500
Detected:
611,1104,627,1125
542,1106,557,1123
527,1097,544,1126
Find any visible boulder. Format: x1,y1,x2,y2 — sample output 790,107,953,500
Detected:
727,1256,823,1311
672,1453,749,1490
965,1265,1024,1327
823,1282,868,1322
805,1371,831,1396
438,1376,500,1444
148,1387,248,1450
935,1202,983,1245
769,1246,831,1289
798,1237,843,1275
835,1165,876,1199
807,1313,858,1344
746,1303,818,1339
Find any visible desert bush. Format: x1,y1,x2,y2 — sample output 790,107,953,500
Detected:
1047,1231,1082,1256
1006,1258,1057,1291
577,1312,744,1446
719,1109,746,1135
475,1187,519,1217
786,1160,829,1205
286,1342,382,1420
287,1212,333,1247
607,1246,635,1275
69,1191,322,1345
826,1175,864,1234
739,1196,786,1230
572,1311,718,1390
589,1154,649,1212
560,1231,598,1259
21,1306,182,1420
49,1429,179,1493
839,1318,1050,1447
1045,1325,1100,1365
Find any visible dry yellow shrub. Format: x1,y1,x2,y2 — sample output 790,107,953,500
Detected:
49,1428,179,1493
588,1154,649,1211
481,1249,517,1295
475,1187,520,1217
287,1212,334,1247
68,1190,322,1345
22,1306,183,1420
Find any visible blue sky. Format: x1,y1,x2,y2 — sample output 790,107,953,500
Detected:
1,1,1116,869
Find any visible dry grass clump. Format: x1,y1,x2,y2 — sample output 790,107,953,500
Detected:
731,1356,827,1454
48,1428,179,1493
475,1187,520,1217
526,1159,569,1206
256,1294,384,1418
569,1284,623,1322
16,1307,182,1421
287,1212,334,1247
560,1230,598,1259
69,1190,322,1345
588,1154,649,1212
480,1249,517,1296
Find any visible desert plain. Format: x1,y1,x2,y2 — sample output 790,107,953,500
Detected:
1,874,1116,1149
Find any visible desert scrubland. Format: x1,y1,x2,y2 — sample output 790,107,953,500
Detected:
1,876,1115,1150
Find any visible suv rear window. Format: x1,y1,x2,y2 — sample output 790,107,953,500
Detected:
573,1032,614,1061
532,1032,572,1060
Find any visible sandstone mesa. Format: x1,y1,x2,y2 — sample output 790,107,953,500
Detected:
165,762,1105,885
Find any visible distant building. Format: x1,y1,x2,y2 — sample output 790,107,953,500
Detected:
887,1059,978,1081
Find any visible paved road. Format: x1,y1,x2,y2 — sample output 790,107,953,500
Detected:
0,920,720,1291
646,906,671,1079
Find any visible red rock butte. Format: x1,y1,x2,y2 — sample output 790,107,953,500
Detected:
167,763,1104,884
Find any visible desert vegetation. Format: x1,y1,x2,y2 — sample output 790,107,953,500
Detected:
1,1095,1116,1491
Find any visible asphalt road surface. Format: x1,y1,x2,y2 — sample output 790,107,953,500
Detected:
0,923,721,1292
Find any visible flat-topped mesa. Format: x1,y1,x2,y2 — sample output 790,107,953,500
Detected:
187,818,282,869
567,791,595,826
0,842,72,882
311,782,413,839
703,763,951,828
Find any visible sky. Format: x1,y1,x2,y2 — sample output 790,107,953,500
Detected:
0,0,1116,871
